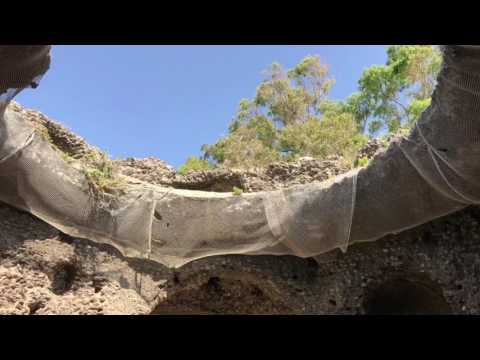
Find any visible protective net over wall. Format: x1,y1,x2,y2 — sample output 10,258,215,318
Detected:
1,46,480,268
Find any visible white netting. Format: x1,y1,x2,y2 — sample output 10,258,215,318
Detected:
1,45,480,268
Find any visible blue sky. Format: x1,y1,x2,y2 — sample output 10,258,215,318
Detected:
16,45,387,168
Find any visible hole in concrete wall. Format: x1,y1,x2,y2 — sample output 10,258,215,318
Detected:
92,276,108,293
153,211,162,221
364,276,452,315
28,301,45,315
206,276,222,294
172,272,180,284
51,261,77,295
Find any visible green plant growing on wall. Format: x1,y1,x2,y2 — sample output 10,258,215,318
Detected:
178,156,214,175
82,150,125,196
355,156,370,168
232,186,243,196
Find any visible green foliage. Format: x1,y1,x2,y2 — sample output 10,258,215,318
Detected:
60,152,75,164
352,45,441,136
278,113,362,161
36,124,125,196
82,150,125,195
178,156,214,175
355,156,370,168
198,46,440,171
387,45,442,99
253,56,334,126
202,55,364,169
205,125,281,169
405,98,431,126
232,186,243,196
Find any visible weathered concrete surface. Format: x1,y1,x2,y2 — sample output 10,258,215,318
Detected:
154,205,480,314
0,204,165,315
2,199,480,314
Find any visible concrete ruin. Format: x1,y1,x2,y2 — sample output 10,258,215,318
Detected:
2,45,480,314
0,101,478,314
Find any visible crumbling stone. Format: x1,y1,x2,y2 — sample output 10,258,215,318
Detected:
1,102,480,314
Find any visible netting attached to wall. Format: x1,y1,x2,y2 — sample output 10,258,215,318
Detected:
1,46,480,268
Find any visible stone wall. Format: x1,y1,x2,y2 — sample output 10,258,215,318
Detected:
1,102,479,315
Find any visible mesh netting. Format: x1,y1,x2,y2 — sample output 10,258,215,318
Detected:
1,45,480,268
0,46,51,94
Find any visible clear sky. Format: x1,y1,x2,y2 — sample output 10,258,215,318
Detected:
15,45,387,168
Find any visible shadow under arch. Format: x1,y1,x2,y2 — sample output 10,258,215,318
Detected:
363,273,452,315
